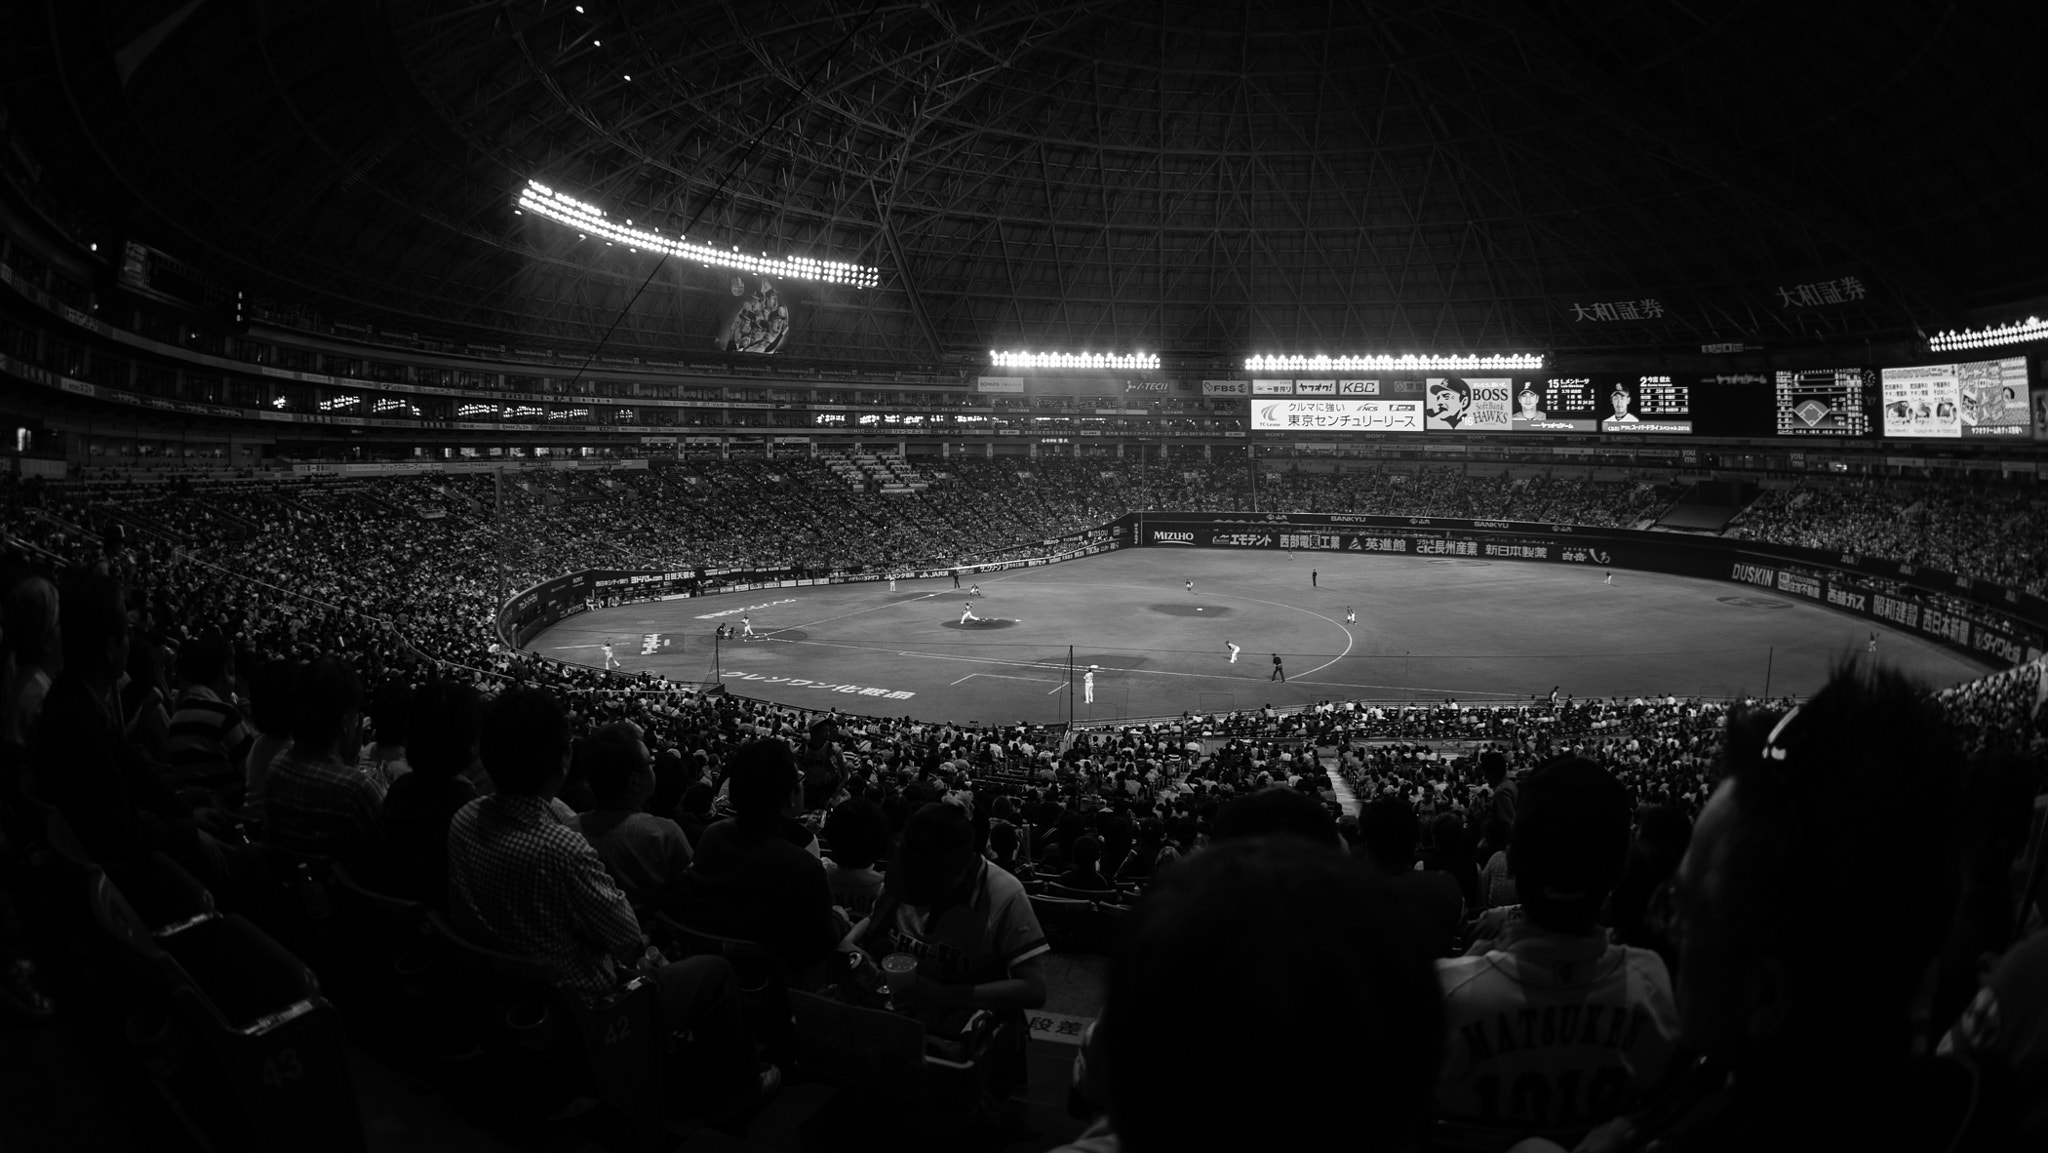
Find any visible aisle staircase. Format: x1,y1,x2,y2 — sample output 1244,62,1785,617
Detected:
819,450,930,493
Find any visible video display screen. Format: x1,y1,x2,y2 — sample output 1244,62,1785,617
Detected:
1881,357,2027,438
1506,377,1599,432
1774,368,1871,437
1602,375,1692,433
1958,357,2030,437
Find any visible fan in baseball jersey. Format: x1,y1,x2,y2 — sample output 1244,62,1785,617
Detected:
1435,915,1681,1135
853,859,1049,997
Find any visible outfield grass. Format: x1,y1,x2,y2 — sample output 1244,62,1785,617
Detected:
533,549,1990,726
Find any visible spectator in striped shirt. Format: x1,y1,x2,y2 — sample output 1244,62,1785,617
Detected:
165,634,254,792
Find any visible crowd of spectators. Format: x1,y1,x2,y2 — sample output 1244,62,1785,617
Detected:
2,462,2046,1150
1729,479,2048,595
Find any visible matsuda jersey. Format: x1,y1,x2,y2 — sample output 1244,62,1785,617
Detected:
1435,923,1682,1134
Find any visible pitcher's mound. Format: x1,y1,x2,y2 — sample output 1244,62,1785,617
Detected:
1150,603,1232,618
942,618,1015,630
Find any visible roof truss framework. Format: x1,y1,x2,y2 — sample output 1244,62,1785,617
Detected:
2,0,2039,365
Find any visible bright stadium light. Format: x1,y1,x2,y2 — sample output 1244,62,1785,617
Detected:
1928,316,2048,353
1243,353,1545,372
517,180,881,289
989,350,1161,371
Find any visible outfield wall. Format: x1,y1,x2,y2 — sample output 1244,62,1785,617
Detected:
1132,512,2046,668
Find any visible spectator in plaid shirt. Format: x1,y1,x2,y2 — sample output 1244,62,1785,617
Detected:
448,686,777,1118
261,656,384,860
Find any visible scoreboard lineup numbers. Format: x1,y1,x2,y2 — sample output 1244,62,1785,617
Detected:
1775,368,1870,437
1511,378,1599,433
1604,376,1693,434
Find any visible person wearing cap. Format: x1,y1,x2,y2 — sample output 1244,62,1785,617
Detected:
1514,385,1547,422
1427,377,1474,430
847,803,1048,1096
1432,755,1681,1147
1604,385,1639,426
1084,665,1096,705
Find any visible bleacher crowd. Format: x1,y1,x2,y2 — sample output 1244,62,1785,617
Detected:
0,462,2045,1152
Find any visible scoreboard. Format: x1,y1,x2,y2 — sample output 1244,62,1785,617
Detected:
1608,375,1693,434
1774,368,1871,437
1508,377,1599,432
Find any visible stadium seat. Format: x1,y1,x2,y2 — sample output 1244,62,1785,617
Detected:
1044,881,1131,903
91,873,364,1152
651,913,794,1061
324,862,432,1048
245,843,340,962
423,912,667,1151
787,989,994,1116
1030,893,1127,955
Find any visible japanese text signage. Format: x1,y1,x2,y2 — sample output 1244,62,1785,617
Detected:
1251,399,1422,432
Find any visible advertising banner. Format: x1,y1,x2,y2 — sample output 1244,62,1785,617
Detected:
1424,377,1513,432
1250,398,1423,433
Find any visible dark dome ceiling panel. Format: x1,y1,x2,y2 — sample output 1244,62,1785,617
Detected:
5,0,2043,365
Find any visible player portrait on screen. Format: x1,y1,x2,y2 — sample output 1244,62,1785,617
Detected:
1425,377,1472,429
1513,384,1547,422
1603,384,1639,427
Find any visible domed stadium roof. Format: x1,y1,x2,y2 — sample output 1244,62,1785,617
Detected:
5,1,2043,366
